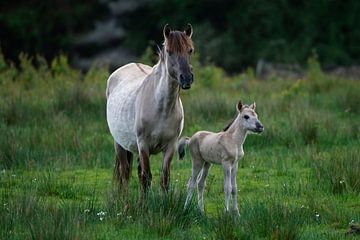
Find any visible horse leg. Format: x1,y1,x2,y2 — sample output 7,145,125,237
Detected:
231,161,240,216
137,144,152,192
113,141,132,187
222,161,232,213
185,154,203,209
197,162,211,213
160,144,175,192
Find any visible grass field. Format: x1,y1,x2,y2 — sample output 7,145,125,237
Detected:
0,53,359,239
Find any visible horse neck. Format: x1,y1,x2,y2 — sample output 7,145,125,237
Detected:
226,115,248,147
153,60,180,113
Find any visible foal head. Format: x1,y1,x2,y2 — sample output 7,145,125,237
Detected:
236,100,264,133
162,24,194,89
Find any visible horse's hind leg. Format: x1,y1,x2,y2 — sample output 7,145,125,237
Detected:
197,162,211,213
113,141,133,188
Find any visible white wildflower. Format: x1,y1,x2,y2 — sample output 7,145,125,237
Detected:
84,209,90,214
97,211,106,216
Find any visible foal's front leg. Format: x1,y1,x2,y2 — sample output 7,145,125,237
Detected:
222,161,232,212
231,161,240,216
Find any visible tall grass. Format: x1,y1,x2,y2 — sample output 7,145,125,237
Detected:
312,148,360,194
1,51,359,239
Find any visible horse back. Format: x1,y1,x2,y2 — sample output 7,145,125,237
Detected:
106,63,152,99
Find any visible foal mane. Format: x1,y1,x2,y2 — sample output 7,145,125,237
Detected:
222,105,249,131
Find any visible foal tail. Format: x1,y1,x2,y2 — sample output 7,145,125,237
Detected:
178,137,190,160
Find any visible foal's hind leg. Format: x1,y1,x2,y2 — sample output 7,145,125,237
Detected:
197,162,211,213
113,142,133,188
185,148,204,209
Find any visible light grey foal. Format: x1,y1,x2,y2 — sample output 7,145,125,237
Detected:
178,100,264,215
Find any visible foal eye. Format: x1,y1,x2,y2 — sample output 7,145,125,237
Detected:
244,115,249,120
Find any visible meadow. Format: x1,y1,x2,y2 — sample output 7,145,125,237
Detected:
0,52,359,239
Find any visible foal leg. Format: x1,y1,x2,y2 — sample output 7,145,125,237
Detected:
185,156,203,209
160,144,176,192
197,162,211,213
222,161,232,212
231,161,240,216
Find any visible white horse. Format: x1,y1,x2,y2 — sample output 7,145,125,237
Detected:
106,24,194,191
178,101,264,214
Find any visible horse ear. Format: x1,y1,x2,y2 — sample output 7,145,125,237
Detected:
237,100,243,112
250,102,256,110
184,23,193,38
163,24,171,39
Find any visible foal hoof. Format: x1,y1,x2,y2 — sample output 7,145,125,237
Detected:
232,209,240,217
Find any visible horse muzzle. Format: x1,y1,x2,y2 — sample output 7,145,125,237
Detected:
179,73,193,90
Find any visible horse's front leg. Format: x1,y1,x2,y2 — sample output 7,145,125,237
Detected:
231,160,240,216
137,141,152,192
160,143,176,192
222,161,232,212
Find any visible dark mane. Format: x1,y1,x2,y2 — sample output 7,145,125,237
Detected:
222,114,237,131
164,31,193,54
222,105,249,131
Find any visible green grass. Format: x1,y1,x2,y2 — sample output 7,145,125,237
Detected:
0,52,359,239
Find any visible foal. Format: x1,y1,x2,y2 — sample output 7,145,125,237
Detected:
178,100,264,214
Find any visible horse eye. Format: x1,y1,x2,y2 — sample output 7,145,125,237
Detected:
244,115,249,120
189,49,193,54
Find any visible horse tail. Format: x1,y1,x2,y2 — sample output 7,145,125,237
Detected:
178,137,190,160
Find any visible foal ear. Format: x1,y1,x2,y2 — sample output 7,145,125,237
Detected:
184,23,193,38
237,100,243,112
163,24,171,39
250,102,256,110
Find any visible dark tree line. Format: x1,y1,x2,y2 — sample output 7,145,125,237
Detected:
1,0,359,72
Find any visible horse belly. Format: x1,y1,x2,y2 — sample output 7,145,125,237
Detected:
106,82,139,153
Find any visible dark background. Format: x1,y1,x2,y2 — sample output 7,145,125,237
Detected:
1,0,359,73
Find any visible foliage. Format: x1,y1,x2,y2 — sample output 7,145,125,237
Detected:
123,0,360,72
1,1,359,72
0,0,107,62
